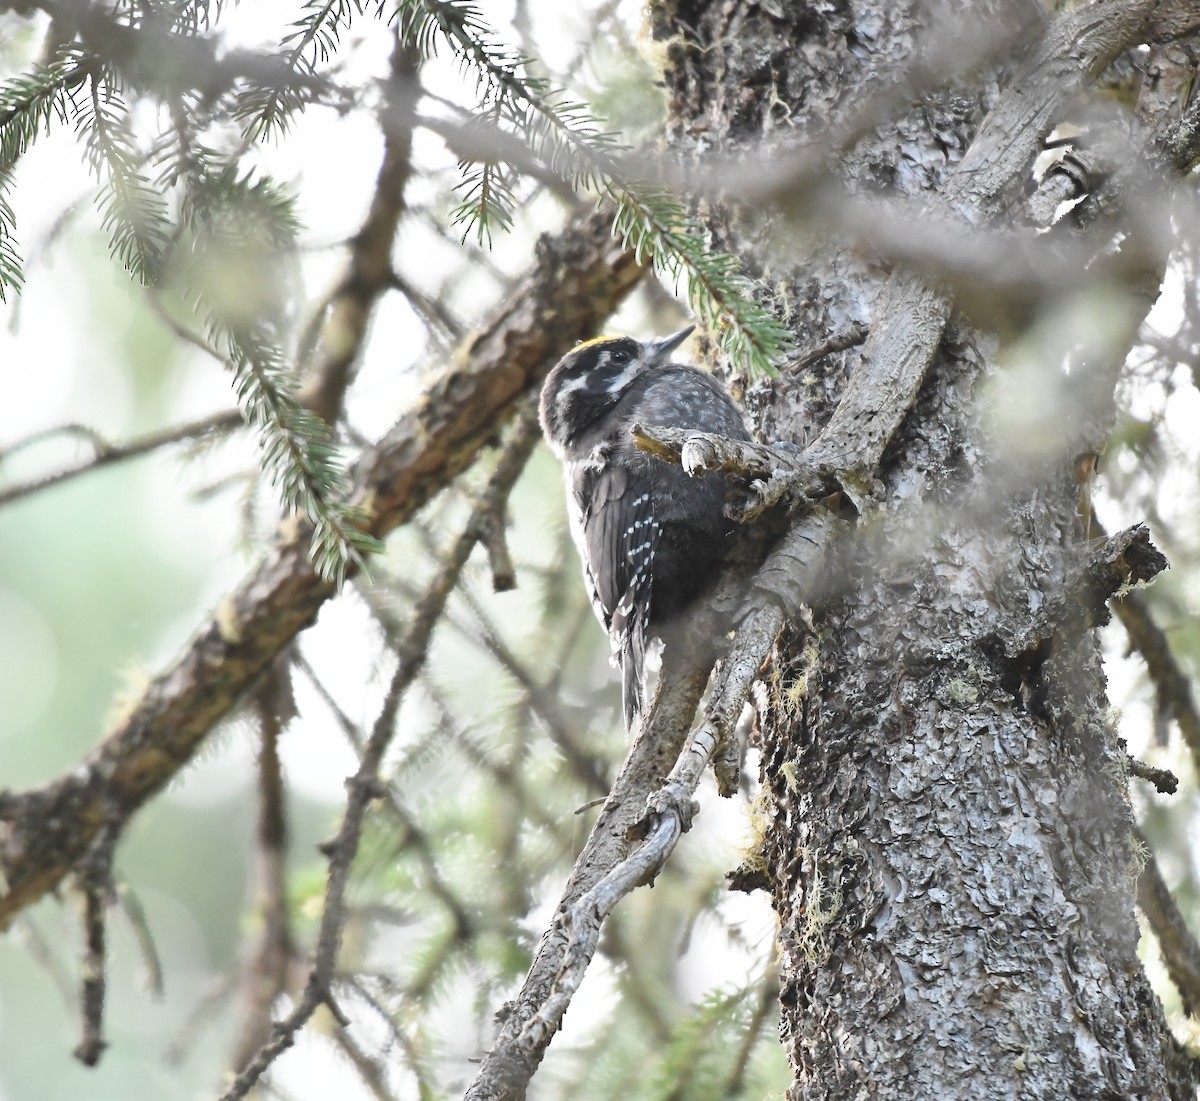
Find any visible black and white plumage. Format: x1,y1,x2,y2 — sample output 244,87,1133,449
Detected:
539,327,752,730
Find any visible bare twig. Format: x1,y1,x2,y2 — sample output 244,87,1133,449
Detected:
217,406,543,1100
74,882,109,1067
463,643,711,1100
1109,560,1200,769
0,410,242,508
786,323,869,374
385,271,464,347
298,38,419,424
72,819,120,1067
1128,755,1178,795
116,886,164,998
516,599,785,1051
229,661,296,1075
725,968,780,1096
470,507,517,593
330,1027,402,1101
304,652,477,938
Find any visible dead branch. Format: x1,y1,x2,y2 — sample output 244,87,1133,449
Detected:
297,38,419,424
1127,756,1179,795
71,817,120,1066
1138,828,1200,1017
1002,524,1168,657
463,643,712,1100
465,510,841,1098
294,655,479,937
229,661,296,1076
1114,587,1200,767
629,422,836,520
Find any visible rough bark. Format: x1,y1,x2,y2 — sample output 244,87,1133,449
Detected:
653,1,1197,1098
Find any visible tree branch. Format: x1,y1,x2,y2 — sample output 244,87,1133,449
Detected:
0,209,644,929
805,0,1200,479
297,37,419,425
463,644,711,1100
1001,524,1168,657
465,509,842,1099
217,403,544,1101
228,661,296,1076
1138,828,1200,1017
1114,587,1200,767
0,410,241,508
71,815,120,1066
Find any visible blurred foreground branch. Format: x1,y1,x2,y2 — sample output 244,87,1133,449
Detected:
1137,828,1200,1017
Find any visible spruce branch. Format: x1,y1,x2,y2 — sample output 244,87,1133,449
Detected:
610,187,791,377
177,163,376,583
218,319,381,584
395,0,792,376
451,152,517,247
236,0,369,140
0,49,81,168
0,48,86,298
0,209,645,934
75,70,171,284
0,169,21,300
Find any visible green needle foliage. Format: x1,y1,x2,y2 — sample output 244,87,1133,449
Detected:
396,0,793,376
0,48,85,301
76,71,172,285
0,28,375,582
181,163,384,582
0,168,21,297
235,0,374,141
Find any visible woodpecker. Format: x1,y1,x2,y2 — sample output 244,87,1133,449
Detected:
539,326,751,730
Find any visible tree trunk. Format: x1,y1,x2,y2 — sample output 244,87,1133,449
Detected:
652,0,1192,1096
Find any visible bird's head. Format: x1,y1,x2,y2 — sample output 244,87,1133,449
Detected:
538,326,695,455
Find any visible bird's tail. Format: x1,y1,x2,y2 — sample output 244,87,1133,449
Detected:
620,618,647,732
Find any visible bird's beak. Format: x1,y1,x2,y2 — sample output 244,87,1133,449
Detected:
643,325,695,366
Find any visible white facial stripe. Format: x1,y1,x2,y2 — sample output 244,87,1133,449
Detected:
604,364,640,394
556,373,593,402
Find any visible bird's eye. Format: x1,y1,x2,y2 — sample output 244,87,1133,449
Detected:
610,349,630,365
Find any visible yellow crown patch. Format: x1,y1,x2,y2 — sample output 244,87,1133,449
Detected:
575,334,623,349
